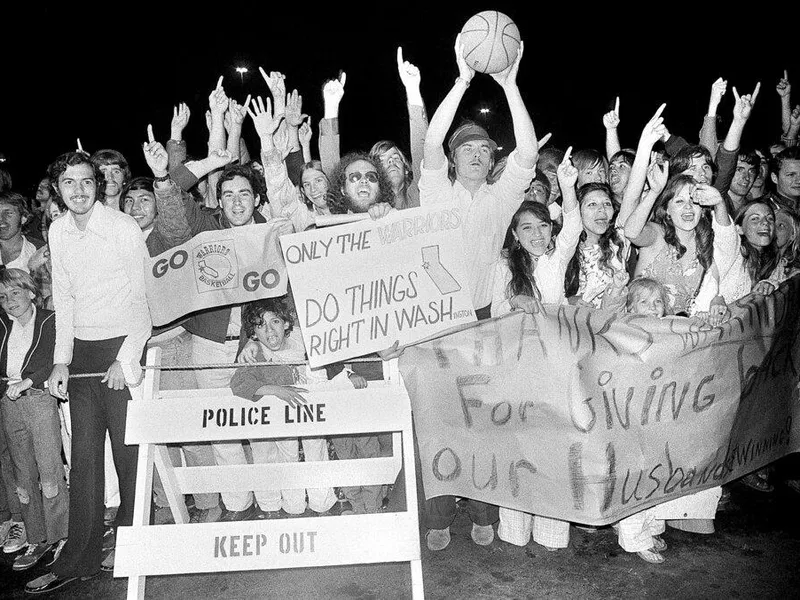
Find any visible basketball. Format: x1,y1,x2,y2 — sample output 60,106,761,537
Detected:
459,11,521,74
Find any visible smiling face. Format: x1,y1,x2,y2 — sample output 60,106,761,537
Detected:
0,283,34,320
772,159,800,200
775,210,797,250
730,158,758,198
220,175,257,227
580,190,614,241
343,159,380,212
608,157,631,195
99,163,125,199
630,288,666,318
378,147,407,188
514,211,553,257
123,189,157,231
253,310,290,352
57,163,97,217
0,203,23,242
666,182,701,232
453,141,493,183
737,203,775,248
682,155,713,185
301,168,329,209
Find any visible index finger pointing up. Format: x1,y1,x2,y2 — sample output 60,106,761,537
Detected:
397,46,404,66
653,102,666,119
147,124,154,143
563,146,573,163
751,81,761,103
615,96,620,114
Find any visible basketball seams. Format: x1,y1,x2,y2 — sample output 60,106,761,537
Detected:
460,11,519,73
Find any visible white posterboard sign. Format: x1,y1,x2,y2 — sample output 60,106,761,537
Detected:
282,203,476,368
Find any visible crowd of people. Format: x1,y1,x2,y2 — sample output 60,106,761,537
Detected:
0,33,798,595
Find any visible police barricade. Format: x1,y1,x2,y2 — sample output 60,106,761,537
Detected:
115,348,424,599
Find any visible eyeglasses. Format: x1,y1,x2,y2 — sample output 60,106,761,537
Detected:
347,171,379,184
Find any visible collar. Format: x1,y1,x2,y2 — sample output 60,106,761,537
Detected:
63,201,111,240
8,305,36,328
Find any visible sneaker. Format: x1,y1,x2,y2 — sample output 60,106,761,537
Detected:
25,572,78,595
0,519,14,544
13,543,51,571
471,523,495,546
652,535,668,552
189,505,223,524
426,527,451,551
637,548,665,564
220,503,260,522
101,549,115,572
3,521,26,553
46,538,67,566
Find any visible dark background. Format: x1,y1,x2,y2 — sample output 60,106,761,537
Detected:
2,4,797,194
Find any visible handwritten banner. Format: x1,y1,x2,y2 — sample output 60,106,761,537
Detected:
281,204,476,368
146,222,289,326
399,276,800,525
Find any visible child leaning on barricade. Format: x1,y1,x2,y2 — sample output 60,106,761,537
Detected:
230,296,368,517
0,268,67,570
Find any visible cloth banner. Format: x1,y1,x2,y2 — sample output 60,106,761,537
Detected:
282,203,476,368
399,276,800,525
146,222,289,326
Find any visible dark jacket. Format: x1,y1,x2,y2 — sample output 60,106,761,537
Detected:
0,307,56,397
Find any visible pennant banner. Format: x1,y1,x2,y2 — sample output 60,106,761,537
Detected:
282,203,477,368
399,276,800,525
146,222,289,326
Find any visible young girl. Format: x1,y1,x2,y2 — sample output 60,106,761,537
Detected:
490,148,581,550
772,205,800,282
230,297,367,517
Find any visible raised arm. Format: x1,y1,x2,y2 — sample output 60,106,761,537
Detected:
298,118,313,164
319,72,345,177
777,70,792,136
618,104,667,230
284,88,307,156
224,95,250,162
603,97,621,160
556,147,579,214
489,41,538,168
168,102,190,171
700,77,727,159
423,34,476,170
715,82,761,198
208,76,228,153
397,47,428,192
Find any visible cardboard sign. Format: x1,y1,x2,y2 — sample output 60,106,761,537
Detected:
145,222,289,326
281,203,476,368
399,276,800,525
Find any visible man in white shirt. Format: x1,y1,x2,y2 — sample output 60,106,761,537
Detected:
26,151,151,595
0,192,44,272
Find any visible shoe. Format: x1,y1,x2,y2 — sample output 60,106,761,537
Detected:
426,527,451,551
152,505,175,525
740,473,774,493
46,539,67,567
13,543,51,571
471,523,494,546
0,519,14,544
102,527,116,552
637,548,665,564
101,549,115,572
3,521,27,553
189,505,223,524
220,503,260,522
652,535,668,552
25,572,78,595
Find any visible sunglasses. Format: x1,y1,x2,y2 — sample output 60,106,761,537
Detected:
347,171,379,184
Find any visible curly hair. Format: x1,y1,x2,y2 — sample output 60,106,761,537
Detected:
503,201,553,301
327,152,395,214
46,151,107,206
242,296,295,341
652,175,714,272
564,183,626,298
734,199,779,283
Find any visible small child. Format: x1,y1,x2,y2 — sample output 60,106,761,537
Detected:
0,268,67,570
625,277,669,318
230,297,365,517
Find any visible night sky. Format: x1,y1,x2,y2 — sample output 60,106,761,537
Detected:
3,4,798,193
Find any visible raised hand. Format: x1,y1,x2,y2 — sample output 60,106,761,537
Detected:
646,153,669,194
603,97,620,130
397,46,422,89
777,70,791,99
790,105,800,131
708,77,727,114
247,96,283,139
227,96,250,128
259,69,287,116
284,89,308,127
638,103,667,148
171,102,191,140
454,33,476,83
556,146,578,189
490,40,523,88
693,183,724,207
322,72,346,106
142,124,168,177
298,118,313,147
732,82,761,121
208,76,228,118
206,149,234,171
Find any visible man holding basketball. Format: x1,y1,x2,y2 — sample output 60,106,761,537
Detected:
418,34,539,551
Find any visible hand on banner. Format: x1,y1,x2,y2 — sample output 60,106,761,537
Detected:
368,202,394,220
752,280,775,296
510,294,541,314
378,340,406,361
348,373,368,389
237,340,260,364
259,385,308,408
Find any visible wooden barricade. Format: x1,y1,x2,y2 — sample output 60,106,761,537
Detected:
115,348,424,599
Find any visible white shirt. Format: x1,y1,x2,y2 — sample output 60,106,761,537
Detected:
418,150,535,309
1,236,39,273
6,306,37,382
50,201,152,382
